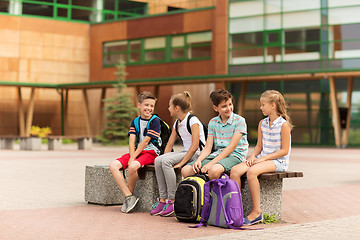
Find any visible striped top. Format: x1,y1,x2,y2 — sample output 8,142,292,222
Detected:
129,116,161,154
258,116,291,170
208,112,248,161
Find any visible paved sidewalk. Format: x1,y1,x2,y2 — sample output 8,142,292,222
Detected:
186,215,360,240
0,145,360,239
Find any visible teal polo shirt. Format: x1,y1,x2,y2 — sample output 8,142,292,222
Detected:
208,112,248,161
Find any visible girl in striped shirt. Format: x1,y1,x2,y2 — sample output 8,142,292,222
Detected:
230,90,292,225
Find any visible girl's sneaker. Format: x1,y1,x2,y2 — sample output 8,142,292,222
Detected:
160,199,174,217
150,198,166,215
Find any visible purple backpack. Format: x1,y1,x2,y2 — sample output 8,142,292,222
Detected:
191,174,244,229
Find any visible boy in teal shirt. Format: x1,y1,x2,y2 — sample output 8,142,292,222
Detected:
181,89,248,180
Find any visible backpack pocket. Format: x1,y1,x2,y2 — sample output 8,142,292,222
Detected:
225,193,244,227
174,184,198,220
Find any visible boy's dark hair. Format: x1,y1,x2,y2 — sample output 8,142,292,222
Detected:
210,89,233,106
138,91,157,103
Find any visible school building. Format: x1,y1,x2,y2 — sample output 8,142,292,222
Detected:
1,0,360,147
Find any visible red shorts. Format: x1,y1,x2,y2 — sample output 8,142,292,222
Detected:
116,150,157,169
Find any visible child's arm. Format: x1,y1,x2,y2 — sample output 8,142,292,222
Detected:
128,134,136,156
128,136,152,165
164,128,177,154
246,120,264,165
174,123,200,169
193,136,214,173
200,132,242,173
252,122,291,165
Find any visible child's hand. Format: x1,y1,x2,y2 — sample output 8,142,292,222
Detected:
201,162,214,173
174,163,184,169
128,156,135,166
192,160,202,173
245,155,256,167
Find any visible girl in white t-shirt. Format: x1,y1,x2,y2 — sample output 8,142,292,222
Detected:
150,91,206,217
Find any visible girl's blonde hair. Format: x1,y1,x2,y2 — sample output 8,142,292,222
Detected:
261,90,293,130
170,91,192,112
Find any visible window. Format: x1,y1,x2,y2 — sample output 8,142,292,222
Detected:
103,31,212,67
0,0,9,13
265,30,282,46
282,28,321,61
170,32,212,61
231,32,263,48
103,41,127,66
144,37,166,62
22,1,54,17
171,36,185,60
186,32,212,59
128,40,142,64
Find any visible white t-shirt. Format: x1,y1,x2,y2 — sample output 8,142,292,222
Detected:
173,112,206,155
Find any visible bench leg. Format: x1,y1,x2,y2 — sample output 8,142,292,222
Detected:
241,179,283,220
0,139,15,150
78,138,92,150
20,137,41,151
48,138,62,150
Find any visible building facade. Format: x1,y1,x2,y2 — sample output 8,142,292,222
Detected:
0,0,359,146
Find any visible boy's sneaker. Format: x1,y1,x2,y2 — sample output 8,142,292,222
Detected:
125,195,139,213
160,199,174,217
121,197,128,213
150,198,166,216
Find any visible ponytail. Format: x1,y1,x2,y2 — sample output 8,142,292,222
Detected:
171,91,192,113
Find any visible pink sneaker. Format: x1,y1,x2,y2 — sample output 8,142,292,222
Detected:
150,198,166,215
160,199,174,217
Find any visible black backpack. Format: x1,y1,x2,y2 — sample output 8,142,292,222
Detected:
133,114,171,155
175,114,214,152
174,173,210,223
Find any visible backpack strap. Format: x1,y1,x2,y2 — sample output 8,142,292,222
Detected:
147,115,159,130
189,181,211,228
147,114,160,149
178,114,206,151
186,114,195,134
175,119,180,139
134,116,141,145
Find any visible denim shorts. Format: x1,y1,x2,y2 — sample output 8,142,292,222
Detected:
272,159,287,172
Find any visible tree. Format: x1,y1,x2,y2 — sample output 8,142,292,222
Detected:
99,59,138,143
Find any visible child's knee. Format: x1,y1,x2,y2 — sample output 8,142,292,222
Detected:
230,168,240,179
181,165,193,178
246,168,259,179
154,157,162,167
208,166,223,180
109,160,121,172
128,162,140,174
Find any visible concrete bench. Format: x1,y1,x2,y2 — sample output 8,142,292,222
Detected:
85,164,182,212
238,171,303,220
47,136,93,150
0,135,19,150
85,164,302,218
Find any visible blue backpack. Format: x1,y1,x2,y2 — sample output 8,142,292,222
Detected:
191,174,244,229
133,114,171,155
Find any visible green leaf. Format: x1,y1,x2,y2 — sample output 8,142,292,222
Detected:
261,213,277,224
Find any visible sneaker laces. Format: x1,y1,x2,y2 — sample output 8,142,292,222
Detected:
162,204,169,211
150,202,159,210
